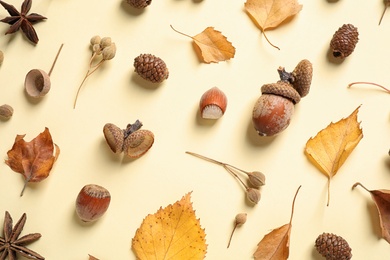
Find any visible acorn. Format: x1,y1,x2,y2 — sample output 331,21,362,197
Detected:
330,24,359,59
133,54,169,83
252,59,313,136
75,184,111,222
199,87,227,119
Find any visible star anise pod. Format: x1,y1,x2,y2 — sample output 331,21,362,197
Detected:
0,211,44,260
0,0,47,44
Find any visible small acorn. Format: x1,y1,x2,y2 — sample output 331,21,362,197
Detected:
252,59,313,136
199,87,227,119
330,24,359,59
76,184,111,222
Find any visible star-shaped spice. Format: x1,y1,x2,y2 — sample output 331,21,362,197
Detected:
0,0,46,44
0,211,44,260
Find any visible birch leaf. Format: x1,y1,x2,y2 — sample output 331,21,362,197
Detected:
254,186,301,260
244,0,302,49
132,192,207,260
305,106,363,206
5,127,60,196
171,25,235,63
352,182,390,244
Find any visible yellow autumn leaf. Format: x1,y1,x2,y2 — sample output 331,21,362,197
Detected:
305,106,363,206
171,25,235,63
131,192,207,260
244,0,302,49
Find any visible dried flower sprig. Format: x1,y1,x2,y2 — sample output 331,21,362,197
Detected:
185,151,265,204
73,35,116,108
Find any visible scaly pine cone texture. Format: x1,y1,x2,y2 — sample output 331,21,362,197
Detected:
134,54,169,83
315,233,352,260
330,24,359,59
126,0,152,9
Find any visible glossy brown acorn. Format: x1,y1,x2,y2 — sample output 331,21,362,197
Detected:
75,184,111,222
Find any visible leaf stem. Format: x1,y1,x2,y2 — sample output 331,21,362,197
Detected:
327,178,330,207
227,225,237,248
185,151,225,166
262,31,280,50
170,25,194,39
289,185,301,224
348,81,390,93
352,182,370,192
48,43,64,76
379,2,390,25
20,176,31,197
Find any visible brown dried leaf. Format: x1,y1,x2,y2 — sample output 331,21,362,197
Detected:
132,192,207,260
5,127,60,196
253,186,301,260
352,182,390,243
304,106,363,206
244,0,302,49
88,255,99,260
171,25,235,63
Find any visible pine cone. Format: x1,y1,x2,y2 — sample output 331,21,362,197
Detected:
291,59,313,97
261,81,301,104
126,0,152,9
330,24,359,58
134,54,169,83
315,233,352,260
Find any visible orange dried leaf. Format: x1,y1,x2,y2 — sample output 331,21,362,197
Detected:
88,255,99,260
132,192,207,260
5,127,60,196
244,0,302,49
254,186,301,260
352,182,390,243
171,25,235,63
305,106,363,206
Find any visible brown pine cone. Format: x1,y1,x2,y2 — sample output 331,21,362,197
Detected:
134,54,169,83
330,24,359,59
315,233,352,260
291,59,313,97
126,0,152,9
261,81,301,104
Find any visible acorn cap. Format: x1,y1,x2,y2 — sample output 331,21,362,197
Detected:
261,81,301,104
103,123,124,154
24,69,51,98
123,129,154,158
291,59,313,97
127,0,152,8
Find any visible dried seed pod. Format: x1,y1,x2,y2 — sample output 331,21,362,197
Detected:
248,171,266,188
227,213,247,248
127,0,152,9
0,104,13,119
330,24,359,59
123,129,154,158
134,53,169,83
246,188,261,204
315,233,352,260
103,123,124,154
90,35,101,46
76,184,111,222
199,87,227,119
102,43,116,60
100,37,112,49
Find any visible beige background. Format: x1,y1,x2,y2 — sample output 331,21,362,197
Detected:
0,0,390,259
